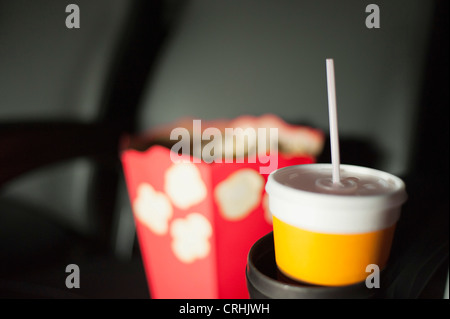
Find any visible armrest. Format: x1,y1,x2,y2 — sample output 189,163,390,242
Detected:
0,121,122,187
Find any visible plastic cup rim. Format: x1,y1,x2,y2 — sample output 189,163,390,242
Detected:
266,163,407,206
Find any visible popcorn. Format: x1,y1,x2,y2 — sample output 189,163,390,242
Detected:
257,114,324,156
121,114,323,298
170,213,213,263
164,162,207,209
133,183,173,235
214,169,265,221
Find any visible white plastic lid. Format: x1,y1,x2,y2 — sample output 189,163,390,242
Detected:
265,164,408,234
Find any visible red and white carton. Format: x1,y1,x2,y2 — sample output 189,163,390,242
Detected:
121,114,324,298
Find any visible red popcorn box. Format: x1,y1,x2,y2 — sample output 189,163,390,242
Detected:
120,114,324,299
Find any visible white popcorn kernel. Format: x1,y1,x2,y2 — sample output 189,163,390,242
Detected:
164,163,207,209
214,169,264,221
170,213,213,263
133,183,173,235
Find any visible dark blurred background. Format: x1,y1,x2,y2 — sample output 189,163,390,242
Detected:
0,0,448,298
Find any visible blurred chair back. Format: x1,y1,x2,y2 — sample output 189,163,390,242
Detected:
136,0,434,177
0,0,165,277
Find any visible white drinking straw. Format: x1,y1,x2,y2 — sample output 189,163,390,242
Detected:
326,59,341,185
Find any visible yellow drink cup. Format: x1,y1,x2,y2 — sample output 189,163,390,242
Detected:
266,164,407,286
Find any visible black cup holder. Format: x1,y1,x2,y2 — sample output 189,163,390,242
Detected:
246,232,386,299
